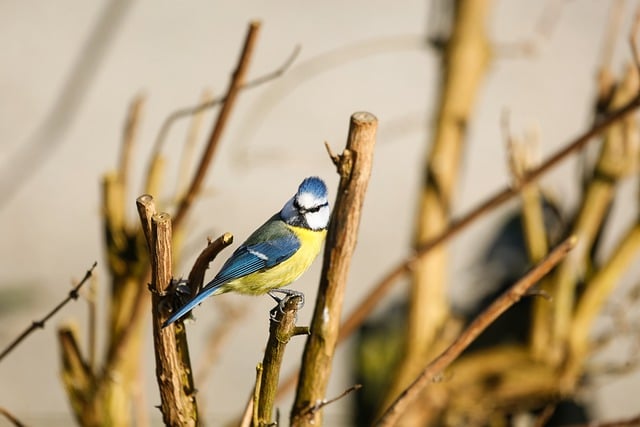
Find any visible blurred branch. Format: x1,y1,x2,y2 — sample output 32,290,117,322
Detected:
550,61,640,364
150,44,300,164
336,84,640,351
395,2,493,412
118,94,145,210
375,236,577,427
291,112,377,426
0,406,26,427
565,223,640,388
233,34,424,166
87,273,98,372
176,90,213,201
273,87,640,402
171,21,261,228
256,295,306,426
0,262,97,363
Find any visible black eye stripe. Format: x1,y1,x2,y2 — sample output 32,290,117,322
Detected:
303,202,328,213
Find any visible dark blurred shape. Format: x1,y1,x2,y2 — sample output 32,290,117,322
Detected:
352,197,591,425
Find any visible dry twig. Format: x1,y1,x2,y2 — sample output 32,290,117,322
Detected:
0,262,97,362
291,384,362,425
172,21,261,228
0,406,26,427
150,45,300,163
375,236,577,427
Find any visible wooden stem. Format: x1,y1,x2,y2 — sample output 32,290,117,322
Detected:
291,112,377,426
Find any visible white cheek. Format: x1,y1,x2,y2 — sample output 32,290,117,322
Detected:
305,206,330,230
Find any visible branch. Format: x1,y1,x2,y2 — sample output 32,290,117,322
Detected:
291,112,377,426
0,407,25,427
118,94,145,207
0,262,97,363
374,236,577,427
187,233,234,296
337,89,640,348
136,195,198,426
272,90,640,403
291,384,362,425
172,21,261,228
256,295,307,426
149,44,299,164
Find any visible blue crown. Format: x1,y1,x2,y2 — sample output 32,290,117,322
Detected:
298,176,327,198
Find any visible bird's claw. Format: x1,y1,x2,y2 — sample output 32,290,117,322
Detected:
267,289,305,321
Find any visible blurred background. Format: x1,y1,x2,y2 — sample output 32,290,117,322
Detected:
1,0,640,425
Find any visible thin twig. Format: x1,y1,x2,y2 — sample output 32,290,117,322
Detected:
239,389,254,427
149,44,299,161
375,236,577,427
0,262,97,363
0,407,26,427
172,21,261,228
292,384,362,424
187,233,234,296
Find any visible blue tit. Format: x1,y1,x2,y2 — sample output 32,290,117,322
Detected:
162,176,330,328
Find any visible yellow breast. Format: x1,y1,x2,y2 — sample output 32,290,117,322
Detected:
223,226,327,295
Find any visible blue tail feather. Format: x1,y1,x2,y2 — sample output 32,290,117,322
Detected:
161,281,223,328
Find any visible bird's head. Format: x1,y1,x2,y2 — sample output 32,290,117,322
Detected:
280,176,330,231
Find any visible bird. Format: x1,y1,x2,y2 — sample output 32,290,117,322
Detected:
162,176,330,328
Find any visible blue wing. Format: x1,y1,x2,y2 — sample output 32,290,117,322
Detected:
162,224,300,328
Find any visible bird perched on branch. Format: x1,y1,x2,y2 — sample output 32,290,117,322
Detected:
162,176,330,328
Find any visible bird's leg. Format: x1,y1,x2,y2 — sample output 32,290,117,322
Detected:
268,289,305,316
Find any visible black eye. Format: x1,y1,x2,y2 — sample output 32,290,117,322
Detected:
293,199,301,210
306,202,328,213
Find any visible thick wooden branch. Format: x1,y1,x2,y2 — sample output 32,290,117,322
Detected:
291,112,377,426
136,195,198,426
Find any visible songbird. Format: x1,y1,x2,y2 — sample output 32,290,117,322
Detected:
162,176,330,328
